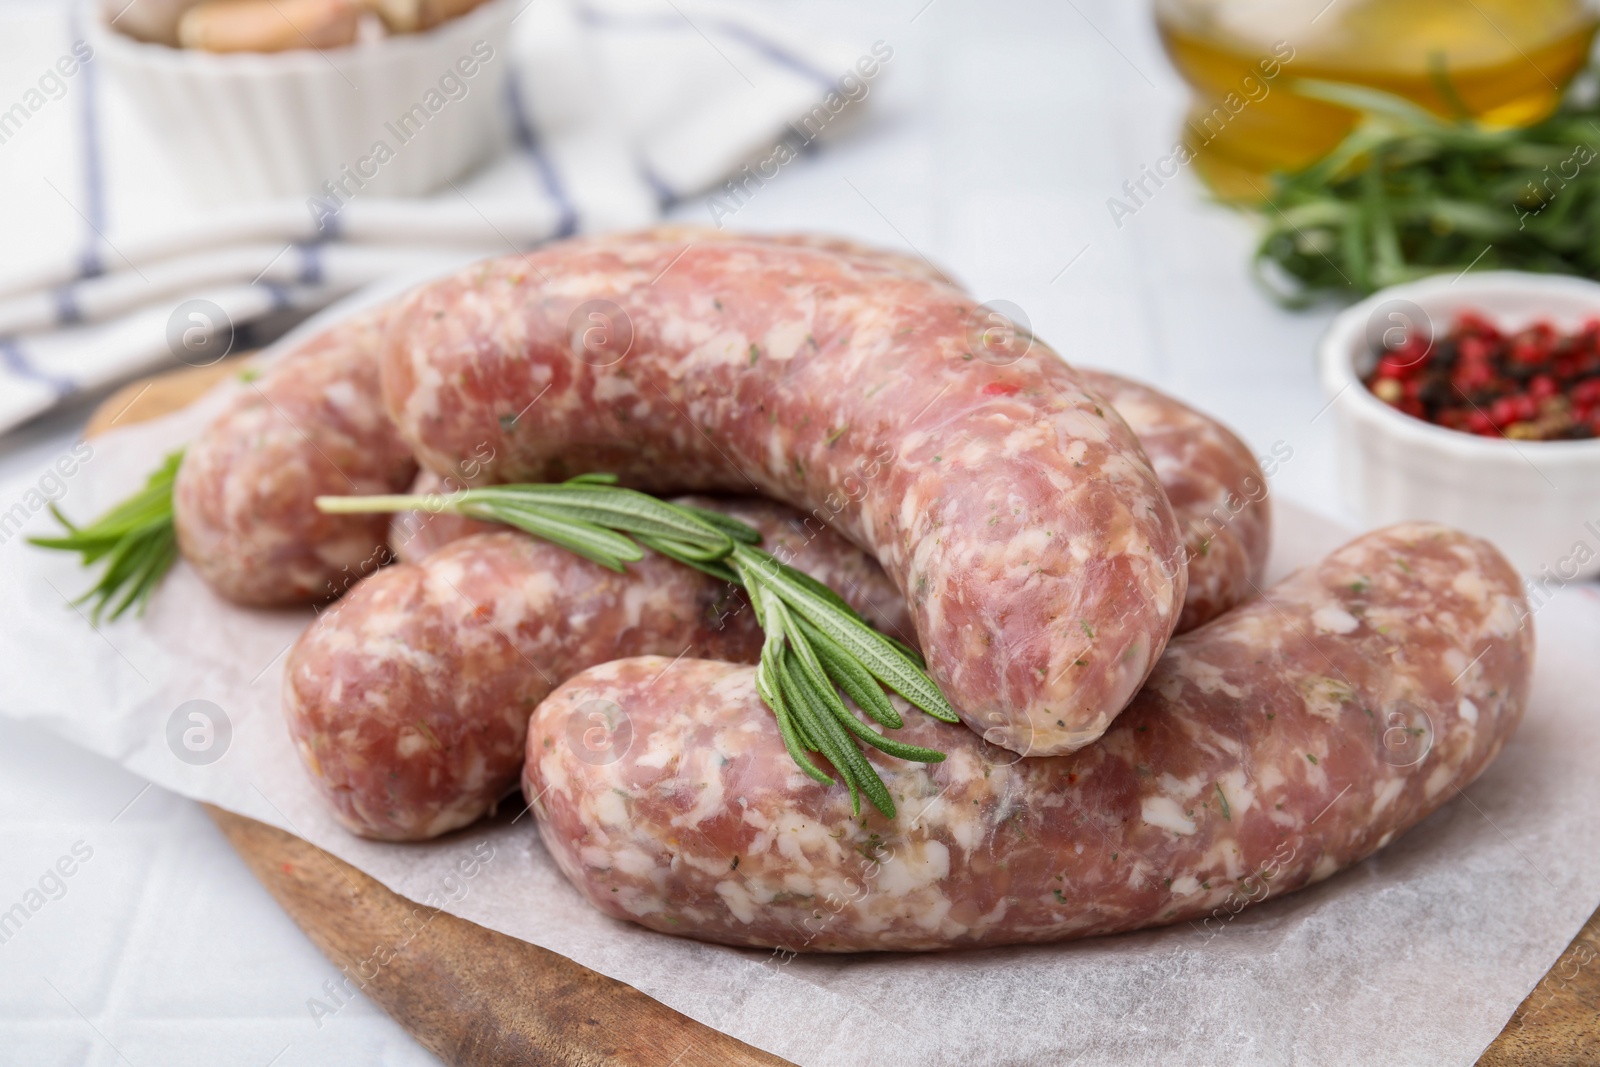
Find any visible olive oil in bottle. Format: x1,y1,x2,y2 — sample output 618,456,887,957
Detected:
1156,0,1600,199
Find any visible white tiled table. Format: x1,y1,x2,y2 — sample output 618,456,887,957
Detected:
0,0,1353,1063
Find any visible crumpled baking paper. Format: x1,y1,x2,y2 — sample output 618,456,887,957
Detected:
4,341,1600,1067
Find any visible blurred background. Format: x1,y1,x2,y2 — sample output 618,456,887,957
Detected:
3,0,1600,1062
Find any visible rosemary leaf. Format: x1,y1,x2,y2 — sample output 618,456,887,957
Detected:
778,649,866,816
739,544,958,723
826,701,948,764
676,504,763,545
315,475,958,808
757,640,833,786
468,502,641,571
793,614,902,728
1249,70,1600,303
771,598,854,726
29,449,183,624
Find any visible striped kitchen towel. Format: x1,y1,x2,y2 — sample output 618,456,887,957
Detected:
0,0,877,434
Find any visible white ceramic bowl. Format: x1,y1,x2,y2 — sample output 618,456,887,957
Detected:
1318,271,1600,580
87,0,514,204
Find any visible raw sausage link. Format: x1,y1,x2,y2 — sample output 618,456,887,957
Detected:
525,523,1532,952
383,235,1187,754
174,230,933,606
174,308,417,605
285,498,911,840
1075,370,1270,632
393,370,1270,635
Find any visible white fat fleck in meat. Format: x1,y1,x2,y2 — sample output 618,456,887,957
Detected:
1300,675,1355,724
1424,762,1454,799
593,375,639,403
1169,874,1201,896
1180,659,1244,699
1484,594,1526,637
1217,769,1255,818
1371,776,1405,815
772,812,837,869
538,752,570,802
1311,604,1361,635
595,789,629,828
1450,560,1493,603
614,848,659,878
762,319,812,362
1458,697,1479,725
1141,795,1197,835
1308,853,1340,883
1157,772,1206,801
681,763,728,828
619,583,658,632
396,731,431,759
635,730,678,770
780,872,817,900
687,329,750,367
323,380,359,413
874,840,951,898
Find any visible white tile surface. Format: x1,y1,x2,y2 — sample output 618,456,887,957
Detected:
0,720,442,1067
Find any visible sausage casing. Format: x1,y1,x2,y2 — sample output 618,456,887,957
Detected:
526,524,1532,951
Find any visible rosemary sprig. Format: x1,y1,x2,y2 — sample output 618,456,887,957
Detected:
319,476,955,816
28,449,184,624
30,451,956,814
1248,73,1600,306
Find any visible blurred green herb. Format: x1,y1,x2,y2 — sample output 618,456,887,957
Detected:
1250,75,1600,305
29,449,184,624
320,474,955,816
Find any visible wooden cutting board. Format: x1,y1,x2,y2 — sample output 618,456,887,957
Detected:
87,362,1597,1066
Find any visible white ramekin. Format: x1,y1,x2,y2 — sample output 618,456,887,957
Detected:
1318,271,1600,580
87,0,514,204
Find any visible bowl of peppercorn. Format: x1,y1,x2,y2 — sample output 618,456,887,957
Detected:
1318,271,1600,580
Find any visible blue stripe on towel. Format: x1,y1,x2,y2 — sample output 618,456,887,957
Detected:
713,21,835,91
0,338,73,397
297,244,324,286
72,14,106,280
315,208,342,240
52,285,82,326
504,72,578,240
638,163,679,209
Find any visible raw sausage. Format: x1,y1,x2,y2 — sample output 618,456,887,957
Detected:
525,523,1531,951
176,230,933,606
285,497,911,840
382,235,1187,754
1075,370,1270,632
174,307,416,605
392,370,1271,635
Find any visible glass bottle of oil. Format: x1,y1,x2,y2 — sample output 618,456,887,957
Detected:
1156,0,1600,200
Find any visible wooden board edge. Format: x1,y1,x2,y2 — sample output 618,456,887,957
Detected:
204,804,790,1067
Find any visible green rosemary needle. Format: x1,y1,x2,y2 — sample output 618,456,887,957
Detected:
1249,75,1600,305
28,449,184,624
319,477,953,817
31,454,955,815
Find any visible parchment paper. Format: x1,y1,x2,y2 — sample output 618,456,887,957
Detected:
4,348,1600,1066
